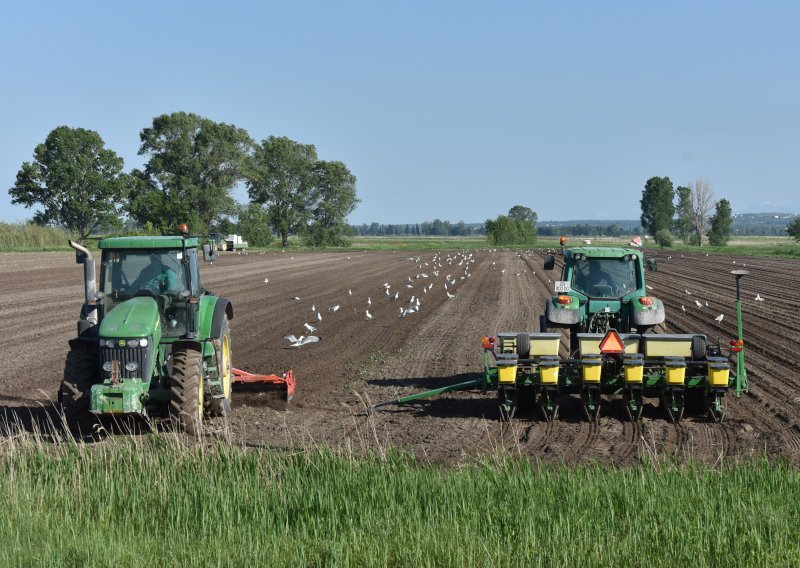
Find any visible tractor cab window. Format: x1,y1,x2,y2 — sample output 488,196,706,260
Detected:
572,257,637,298
101,249,191,336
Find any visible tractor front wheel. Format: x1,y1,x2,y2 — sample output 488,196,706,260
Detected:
170,347,204,435
59,340,100,436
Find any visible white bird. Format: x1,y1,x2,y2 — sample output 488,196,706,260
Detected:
291,296,301,302
409,295,415,304
348,289,352,296
317,311,322,322
685,289,691,295
705,301,709,307
446,292,456,299
366,309,374,320
290,335,321,348
303,322,316,332
367,297,372,306
329,304,340,312
682,305,686,313
405,284,413,289
283,334,303,343
391,291,399,301
695,299,703,308
311,304,316,312
263,277,269,283
755,294,764,302
714,314,724,322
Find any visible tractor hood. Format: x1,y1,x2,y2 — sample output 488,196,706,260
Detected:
99,297,160,338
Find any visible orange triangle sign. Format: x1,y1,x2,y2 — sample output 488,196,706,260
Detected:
599,329,625,354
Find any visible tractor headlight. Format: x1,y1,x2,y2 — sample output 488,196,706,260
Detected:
102,362,114,372
104,339,116,348
139,338,149,348
128,339,139,348
125,362,139,372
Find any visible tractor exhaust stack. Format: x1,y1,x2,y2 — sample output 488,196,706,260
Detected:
69,240,98,331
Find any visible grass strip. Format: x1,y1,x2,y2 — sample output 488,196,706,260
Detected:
1,437,798,567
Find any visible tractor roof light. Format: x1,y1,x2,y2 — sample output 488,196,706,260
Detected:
557,295,572,305
638,297,654,306
179,223,189,235
559,236,567,246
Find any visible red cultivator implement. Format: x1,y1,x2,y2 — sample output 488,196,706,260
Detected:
232,368,296,404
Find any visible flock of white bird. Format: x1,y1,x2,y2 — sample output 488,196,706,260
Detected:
269,251,479,347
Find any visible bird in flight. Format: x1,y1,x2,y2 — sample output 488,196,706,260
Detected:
283,334,321,348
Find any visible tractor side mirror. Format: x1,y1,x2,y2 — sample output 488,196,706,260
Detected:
646,258,657,272
75,249,88,265
544,254,555,271
203,243,218,263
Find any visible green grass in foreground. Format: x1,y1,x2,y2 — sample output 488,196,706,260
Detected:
1,436,798,567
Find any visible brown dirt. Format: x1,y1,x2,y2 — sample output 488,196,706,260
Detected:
1,248,798,465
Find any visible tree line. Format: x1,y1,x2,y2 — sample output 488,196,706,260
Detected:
9,112,359,246
640,176,733,247
351,220,482,237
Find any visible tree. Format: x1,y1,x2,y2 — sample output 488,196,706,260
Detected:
787,217,800,241
305,160,359,246
485,206,538,245
708,198,733,246
9,126,129,241
236,203,273,247
689,178,714,246
128,112,252,235
674,185,694,243
654,228,674,248
640,177,675,238
247,136,318,247
508,205,538,225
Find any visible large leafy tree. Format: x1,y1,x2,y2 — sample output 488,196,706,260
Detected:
9,126,129,241
640,176,675,245
485,205,538,245
708,198,733,246
305,160,359,246
246,136,319,247
129,112,252,234
674,185,694,244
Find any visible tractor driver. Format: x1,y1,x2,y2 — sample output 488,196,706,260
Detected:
575,259,615,296
137,255,181,297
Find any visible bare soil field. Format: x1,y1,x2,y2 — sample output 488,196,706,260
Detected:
1,248,798,465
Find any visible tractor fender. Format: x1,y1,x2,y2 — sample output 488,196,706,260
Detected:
210,297,234,338
631,298,665,326
546,298,580,325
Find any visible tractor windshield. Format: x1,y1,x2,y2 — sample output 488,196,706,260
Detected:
100,249,194,336
571,257,638,298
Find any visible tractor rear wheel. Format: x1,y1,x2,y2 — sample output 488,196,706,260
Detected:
170,347,204,435
59,340,100,436
209,317,233,417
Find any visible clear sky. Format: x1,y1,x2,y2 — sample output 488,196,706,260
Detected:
1,1,798,225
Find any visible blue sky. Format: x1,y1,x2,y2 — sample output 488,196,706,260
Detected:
1,1,798,225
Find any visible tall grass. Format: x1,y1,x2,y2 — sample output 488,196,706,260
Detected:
0,430,797,566
0,222,72,250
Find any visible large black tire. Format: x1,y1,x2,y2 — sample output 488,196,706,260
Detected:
516,333,531,359
59,341,100,435
170,347,204,435
691,335,707,361
209,317,233,418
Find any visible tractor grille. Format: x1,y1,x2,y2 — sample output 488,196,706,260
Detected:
100,344,154,380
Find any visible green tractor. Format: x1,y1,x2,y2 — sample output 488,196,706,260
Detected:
59,225,234,435
541,243,665,354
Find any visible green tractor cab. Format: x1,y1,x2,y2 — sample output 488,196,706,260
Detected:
541,246,665,354
59,227,235,435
